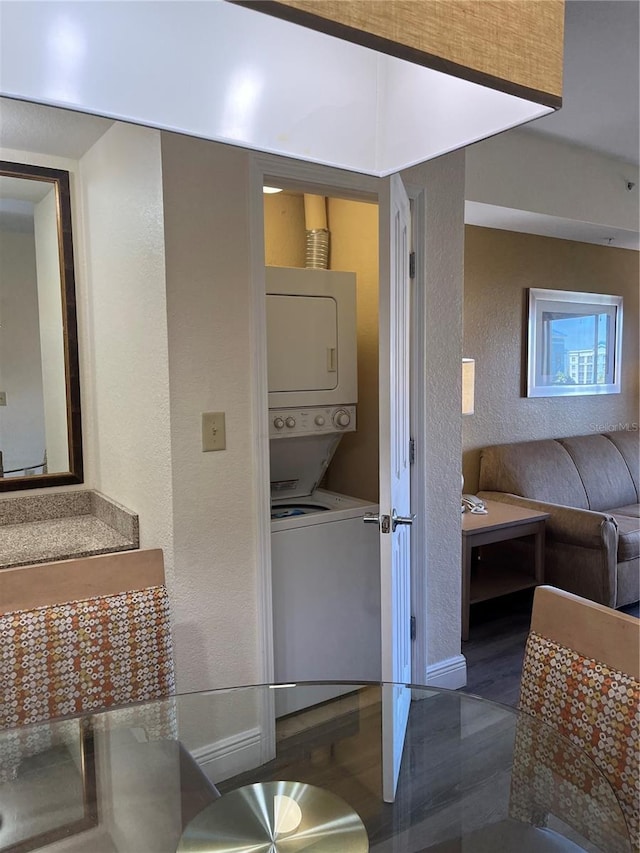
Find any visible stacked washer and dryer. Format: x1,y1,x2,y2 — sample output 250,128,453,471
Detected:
266,266,381,716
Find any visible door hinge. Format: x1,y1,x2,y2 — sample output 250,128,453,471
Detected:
410,615,417,641
409,251,416,279
409,437,415,465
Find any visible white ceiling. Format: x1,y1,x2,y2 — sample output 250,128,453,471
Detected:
468,0,639,249
524,0,639,166
465,200,638,250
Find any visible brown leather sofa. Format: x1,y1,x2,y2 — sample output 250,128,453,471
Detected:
478,431,640,609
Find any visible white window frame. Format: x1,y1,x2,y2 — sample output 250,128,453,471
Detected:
526,288,623,397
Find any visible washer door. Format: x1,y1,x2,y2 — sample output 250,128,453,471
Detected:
270,433,341,500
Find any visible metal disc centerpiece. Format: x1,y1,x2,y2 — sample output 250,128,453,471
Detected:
177,780,369,853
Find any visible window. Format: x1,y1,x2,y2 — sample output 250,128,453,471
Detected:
526,289,623,397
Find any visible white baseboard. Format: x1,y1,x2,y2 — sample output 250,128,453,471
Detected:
424,654,467,690
191,726,263,783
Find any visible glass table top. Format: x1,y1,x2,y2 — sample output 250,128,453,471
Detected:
0,682,631,853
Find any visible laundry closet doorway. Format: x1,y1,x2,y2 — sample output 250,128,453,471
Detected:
264,185,382,716
250,158,416,780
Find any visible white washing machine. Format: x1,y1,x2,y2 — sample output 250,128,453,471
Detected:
269,408,381,717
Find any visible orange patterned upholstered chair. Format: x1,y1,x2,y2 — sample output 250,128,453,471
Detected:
425,586,638,853
0,548,175,729
0,549,220,849
514,585,640,851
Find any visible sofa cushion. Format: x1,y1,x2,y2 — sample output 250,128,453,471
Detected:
608,504,640,518
558,434,637,512
479,440,589,508
617,559,640,607
613,513,640,562
605,431,640,497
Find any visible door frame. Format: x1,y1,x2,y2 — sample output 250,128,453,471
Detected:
247,153,427,749
406,184,429,685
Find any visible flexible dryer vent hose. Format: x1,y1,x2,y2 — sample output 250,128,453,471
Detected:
304,194,329,269
305,229,330,269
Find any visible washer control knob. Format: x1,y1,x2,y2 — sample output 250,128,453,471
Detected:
285,416,296,428
273,417,284,430
314,415,326,427
333,409,351,428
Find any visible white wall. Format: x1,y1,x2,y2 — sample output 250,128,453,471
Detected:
466,128,639,232
34,187,68,473
79,123,174,570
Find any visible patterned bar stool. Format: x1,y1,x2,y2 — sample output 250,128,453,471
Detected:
424,585,638,852
0,549,174,728
514,585,640,851
0,549,219,850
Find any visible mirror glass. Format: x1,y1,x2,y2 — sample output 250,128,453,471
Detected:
0,161,82,490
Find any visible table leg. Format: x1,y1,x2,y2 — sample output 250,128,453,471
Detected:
462,538,473,642
533,523,546,584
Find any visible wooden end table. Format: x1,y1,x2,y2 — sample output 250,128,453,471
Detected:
461,499,550,641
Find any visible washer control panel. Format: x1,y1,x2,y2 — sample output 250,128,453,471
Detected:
269,405,356,438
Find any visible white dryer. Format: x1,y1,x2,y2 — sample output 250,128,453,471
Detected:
269,407,381,717
266,266,357,410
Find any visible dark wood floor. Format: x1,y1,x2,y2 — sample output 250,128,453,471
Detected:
460,589,535,707
460,588,640,708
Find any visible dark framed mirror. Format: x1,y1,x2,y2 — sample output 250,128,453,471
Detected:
0,160,83,490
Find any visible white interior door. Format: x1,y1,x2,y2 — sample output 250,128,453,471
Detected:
378,173,413,802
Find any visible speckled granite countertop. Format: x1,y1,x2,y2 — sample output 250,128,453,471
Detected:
0,490,139,569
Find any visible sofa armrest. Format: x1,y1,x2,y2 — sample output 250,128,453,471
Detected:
477,492,618,550
476,491,621,608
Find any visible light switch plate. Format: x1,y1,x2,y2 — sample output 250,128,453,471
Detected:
202,411,226,452
0,391,6,406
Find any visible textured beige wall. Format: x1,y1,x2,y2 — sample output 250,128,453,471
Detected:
463,226,640,493
402,152,466,671
263,192,380,501
161,133,260,694
264,192,305,268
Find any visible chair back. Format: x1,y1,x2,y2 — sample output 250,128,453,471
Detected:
518,585,639,850
0,549,175,728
